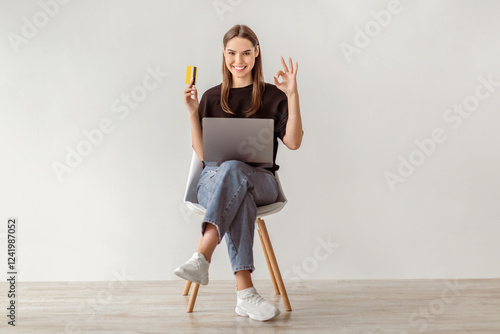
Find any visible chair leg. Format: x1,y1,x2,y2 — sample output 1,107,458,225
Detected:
256,218,292,311
187,283,200,313
182,281,192,296
182,235,204,312
258,225,280,295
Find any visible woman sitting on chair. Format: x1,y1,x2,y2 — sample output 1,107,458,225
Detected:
175,24,303,321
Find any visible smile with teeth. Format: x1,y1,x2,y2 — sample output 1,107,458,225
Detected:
233,66,246,71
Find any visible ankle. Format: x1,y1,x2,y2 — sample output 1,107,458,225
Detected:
199,251,211,263
236,284,254,292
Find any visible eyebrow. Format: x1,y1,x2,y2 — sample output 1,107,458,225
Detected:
227,49,252,52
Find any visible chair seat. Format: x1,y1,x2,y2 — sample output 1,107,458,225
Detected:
183,153,288,219
185,200,286,218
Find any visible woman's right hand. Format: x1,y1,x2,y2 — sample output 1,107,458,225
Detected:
183,77,199,116
183,77,204,161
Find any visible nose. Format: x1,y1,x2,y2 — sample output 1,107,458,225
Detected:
235,54,243,63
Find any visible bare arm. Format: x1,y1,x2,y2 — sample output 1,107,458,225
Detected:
183,78,203,160
283,91,303,150
274,56,303,150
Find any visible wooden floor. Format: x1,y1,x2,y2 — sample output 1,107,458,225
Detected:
0,279,498,333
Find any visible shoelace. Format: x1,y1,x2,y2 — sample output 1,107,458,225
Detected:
187,254,202,269
243,291,265,306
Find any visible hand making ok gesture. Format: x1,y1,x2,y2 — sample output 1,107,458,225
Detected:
273,56,299,97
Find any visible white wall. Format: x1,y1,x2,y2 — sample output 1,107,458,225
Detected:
1,0,499,282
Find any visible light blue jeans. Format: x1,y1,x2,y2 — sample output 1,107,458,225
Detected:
197,160,279,274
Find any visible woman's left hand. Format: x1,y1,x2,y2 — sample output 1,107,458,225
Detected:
274,56,298,96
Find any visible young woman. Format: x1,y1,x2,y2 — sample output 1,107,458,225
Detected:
175,24,303,321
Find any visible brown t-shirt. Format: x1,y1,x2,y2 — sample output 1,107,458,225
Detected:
198,82,288,174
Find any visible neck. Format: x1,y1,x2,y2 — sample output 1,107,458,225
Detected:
232,76,253,88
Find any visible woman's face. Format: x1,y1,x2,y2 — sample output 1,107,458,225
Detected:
223,37,259,82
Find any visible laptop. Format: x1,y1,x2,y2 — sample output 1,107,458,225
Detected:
202,118,274,167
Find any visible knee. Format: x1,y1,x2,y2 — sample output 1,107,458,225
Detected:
219,160,248,173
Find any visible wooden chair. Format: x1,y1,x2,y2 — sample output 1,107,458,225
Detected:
181,152,292,313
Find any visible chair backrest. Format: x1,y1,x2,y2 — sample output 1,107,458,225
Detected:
183,152,287,217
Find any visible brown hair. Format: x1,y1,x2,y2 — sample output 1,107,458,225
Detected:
221,24,265,117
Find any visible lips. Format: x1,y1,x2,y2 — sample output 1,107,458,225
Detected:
233,66,246,72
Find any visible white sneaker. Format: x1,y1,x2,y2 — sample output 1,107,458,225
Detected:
235,287,280,321
173,252,210,285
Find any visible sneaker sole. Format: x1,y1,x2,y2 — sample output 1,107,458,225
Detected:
235,305,280,321
173,268,209,285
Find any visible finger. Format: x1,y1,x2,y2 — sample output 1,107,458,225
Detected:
275,70,285,78
295,61,298,76
185,89,196,97
185,92,196,101
273,75,280,86
288,57,293,73
280,56,289,72
187,77,194,88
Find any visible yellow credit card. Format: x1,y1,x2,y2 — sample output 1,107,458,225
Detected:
186,66,197,85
